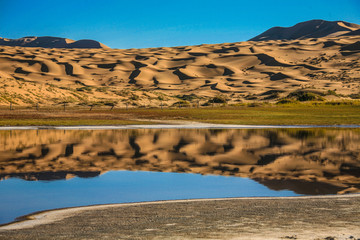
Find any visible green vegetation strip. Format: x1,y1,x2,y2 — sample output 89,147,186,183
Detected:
0,119,150,126
0,104,359,126
119,104,360,125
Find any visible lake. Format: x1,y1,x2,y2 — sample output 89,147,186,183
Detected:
0,127,359,225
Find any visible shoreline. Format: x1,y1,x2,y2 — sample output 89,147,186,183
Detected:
1,194,359,231
1,194,360,240
0,123,360,130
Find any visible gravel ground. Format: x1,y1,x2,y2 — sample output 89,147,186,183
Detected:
0,195,360,240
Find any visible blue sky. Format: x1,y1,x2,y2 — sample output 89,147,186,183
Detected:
1,0,359,49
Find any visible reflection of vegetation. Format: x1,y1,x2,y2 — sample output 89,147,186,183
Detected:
209,129,227,135
264,130,284,147
2,128,355,146
289,129,319,140
279,128,325,139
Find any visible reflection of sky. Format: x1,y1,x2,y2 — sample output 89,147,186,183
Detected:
0,171,299,225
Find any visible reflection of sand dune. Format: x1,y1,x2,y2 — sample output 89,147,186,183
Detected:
0,129,359,194
0,33,359,106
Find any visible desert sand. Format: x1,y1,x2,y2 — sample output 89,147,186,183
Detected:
0,194,359,240
1,128,359,194
0,21,359,108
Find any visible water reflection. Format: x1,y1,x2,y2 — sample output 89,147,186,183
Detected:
0,171,298,225
0,128,359,195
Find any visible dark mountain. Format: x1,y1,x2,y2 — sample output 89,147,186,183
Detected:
0,36,109,48
250,20,360,41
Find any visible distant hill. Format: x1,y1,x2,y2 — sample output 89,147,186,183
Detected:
0,36,109,49
250,20,360,41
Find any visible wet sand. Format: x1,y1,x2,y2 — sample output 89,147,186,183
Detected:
1,194,360,240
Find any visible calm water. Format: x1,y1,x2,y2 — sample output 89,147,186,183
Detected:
0,127,359,225
0,170,298,225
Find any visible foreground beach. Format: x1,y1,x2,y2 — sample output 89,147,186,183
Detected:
1,194,359,240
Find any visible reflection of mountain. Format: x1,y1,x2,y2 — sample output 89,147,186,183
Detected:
0,129,359,194
253,178,345,195
0,171,101,181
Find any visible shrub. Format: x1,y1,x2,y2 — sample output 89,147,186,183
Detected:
288,91,324,101
176,94,198,101
349,93,360,99
245,94,258,100
326,90,337,96
76,86,93,92
325,101,354,106
211,96,228,103
263,92,280,100
172,100,190,107
276,98,298,104
130,94,139,100
96,87,108,93
247,102,263,107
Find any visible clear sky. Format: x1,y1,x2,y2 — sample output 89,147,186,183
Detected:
1,0,359,49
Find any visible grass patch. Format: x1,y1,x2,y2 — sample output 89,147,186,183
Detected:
0,119,151,126
0,102,359,126
111,104,360,125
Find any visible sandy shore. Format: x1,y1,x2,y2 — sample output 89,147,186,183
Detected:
1,194,359,240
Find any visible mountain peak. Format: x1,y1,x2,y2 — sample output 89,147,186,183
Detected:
250,19,360,41
0,36,109,49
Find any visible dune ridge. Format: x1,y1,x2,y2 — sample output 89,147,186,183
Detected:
0,30,359,107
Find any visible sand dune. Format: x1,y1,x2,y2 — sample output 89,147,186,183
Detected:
0,22,359,107
0,129,359,195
